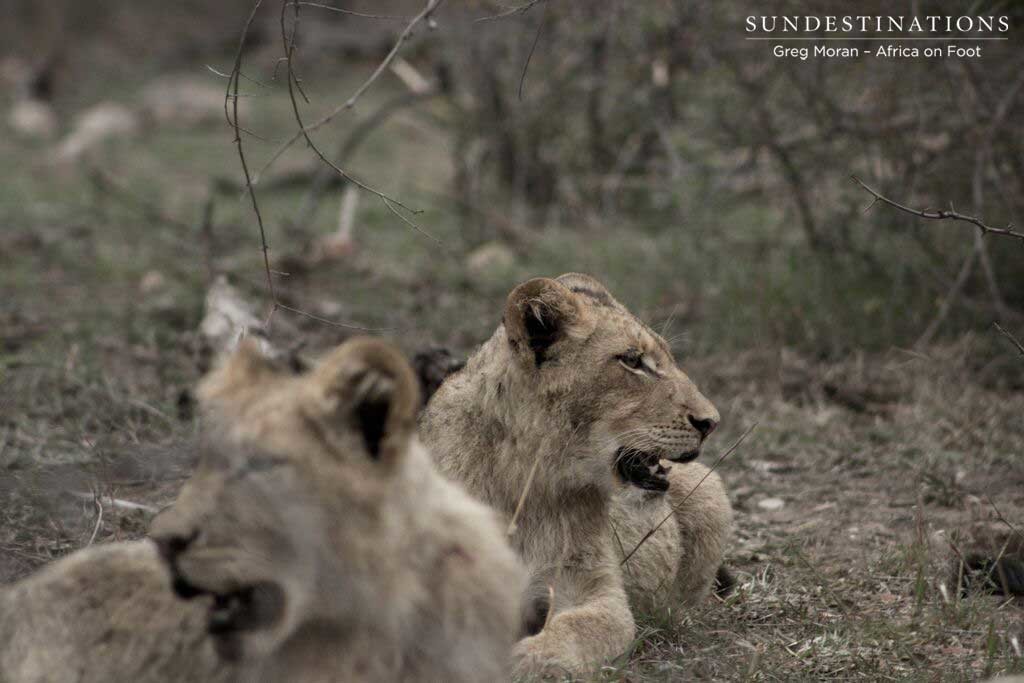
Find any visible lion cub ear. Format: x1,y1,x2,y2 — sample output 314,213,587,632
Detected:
503,277,581,367
309,337,421,464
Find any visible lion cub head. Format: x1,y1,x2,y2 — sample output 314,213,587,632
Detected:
503,273,719,492
149,337,420,664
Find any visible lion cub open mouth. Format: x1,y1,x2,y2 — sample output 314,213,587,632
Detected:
614,447,700,491
170,571,285,661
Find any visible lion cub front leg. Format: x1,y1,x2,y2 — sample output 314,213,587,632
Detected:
512,566,635,677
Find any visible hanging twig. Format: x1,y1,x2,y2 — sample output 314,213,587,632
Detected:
224,0,397,332
227,0,277,313
517,3,546,101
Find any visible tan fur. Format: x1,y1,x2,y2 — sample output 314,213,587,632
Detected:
0,541,227,682
420,273,733,676
1,338,526,683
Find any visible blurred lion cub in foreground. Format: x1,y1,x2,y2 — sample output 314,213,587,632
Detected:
0,338,526,682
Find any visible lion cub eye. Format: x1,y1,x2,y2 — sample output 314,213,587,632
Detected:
617,349,644,371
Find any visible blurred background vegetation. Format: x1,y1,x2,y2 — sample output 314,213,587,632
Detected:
1,0,1022,371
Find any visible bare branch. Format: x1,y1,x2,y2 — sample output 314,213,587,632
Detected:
852,175,1024,243
255,0,444,183
476,0,547,23
225,0,393,332
288,1,410,20
620,422,757,566
915,240,977,348
278,0,437,242
994,322,1024,357
517,4,546,101
205,64,271,89
291,89,440,229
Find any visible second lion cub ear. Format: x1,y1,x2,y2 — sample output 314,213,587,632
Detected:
503,277,581,367
309,337,421,465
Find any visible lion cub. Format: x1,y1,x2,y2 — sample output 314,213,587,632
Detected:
0,338,526,682
421,273,733,676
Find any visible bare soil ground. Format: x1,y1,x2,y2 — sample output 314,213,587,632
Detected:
2,62,1022,681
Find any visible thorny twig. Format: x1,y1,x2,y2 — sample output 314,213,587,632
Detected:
620,422,757,566
255,0,444,183
994,322,1024,358
227,0,276,313
852,175,1024,243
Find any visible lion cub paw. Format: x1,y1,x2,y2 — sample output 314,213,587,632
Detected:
511,634,583,680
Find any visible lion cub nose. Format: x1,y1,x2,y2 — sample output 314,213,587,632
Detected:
688,415,718,439
152,528,198,563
